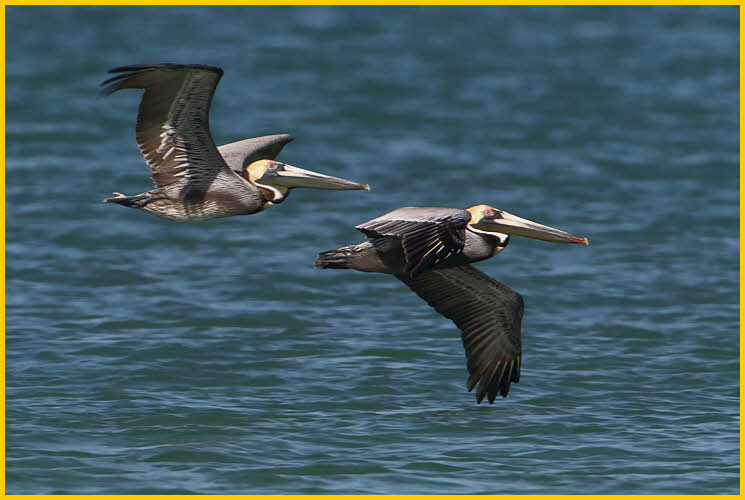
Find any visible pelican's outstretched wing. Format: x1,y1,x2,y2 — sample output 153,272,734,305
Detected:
356,207,471,277
218,134,294,173
101,64,236,191
397,264,524,403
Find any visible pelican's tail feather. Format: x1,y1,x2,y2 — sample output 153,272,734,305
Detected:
314,246,360,269
103,192,146,208
103,190,165,208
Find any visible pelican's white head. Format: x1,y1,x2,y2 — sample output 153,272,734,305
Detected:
467,204,588,245
244,159,370,209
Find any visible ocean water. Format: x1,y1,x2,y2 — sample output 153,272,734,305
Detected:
5,5,739,494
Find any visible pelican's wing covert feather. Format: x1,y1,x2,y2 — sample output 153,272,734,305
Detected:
356,207,471,276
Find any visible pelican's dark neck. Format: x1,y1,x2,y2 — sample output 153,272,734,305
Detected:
242,170,287,204
465,226,510,261
258,186,279,202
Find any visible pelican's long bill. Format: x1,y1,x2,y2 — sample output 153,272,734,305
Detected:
270,164,370,191
471,209,588,245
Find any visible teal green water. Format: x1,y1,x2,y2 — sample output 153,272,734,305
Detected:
6,6,739,494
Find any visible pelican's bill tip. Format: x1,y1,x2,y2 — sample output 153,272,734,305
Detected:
570,235,589,245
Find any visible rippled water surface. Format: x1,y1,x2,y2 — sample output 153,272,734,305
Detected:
5,5,739,494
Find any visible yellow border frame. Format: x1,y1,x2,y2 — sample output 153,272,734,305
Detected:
2,0,743,4
1,2,741,496
2,3,6,495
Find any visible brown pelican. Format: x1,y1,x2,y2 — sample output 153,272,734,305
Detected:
315,205,588,403
101,64,369,221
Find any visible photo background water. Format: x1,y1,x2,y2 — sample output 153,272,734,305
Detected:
5,5,739,494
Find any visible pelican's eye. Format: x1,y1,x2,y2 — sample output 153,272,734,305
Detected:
483,208,504,220
266,161,284,172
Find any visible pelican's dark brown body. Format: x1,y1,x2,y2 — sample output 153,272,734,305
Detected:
317,229,501,276
317,207,506,275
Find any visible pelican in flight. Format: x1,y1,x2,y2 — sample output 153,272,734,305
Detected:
101,64,369,221
315,205,588,403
